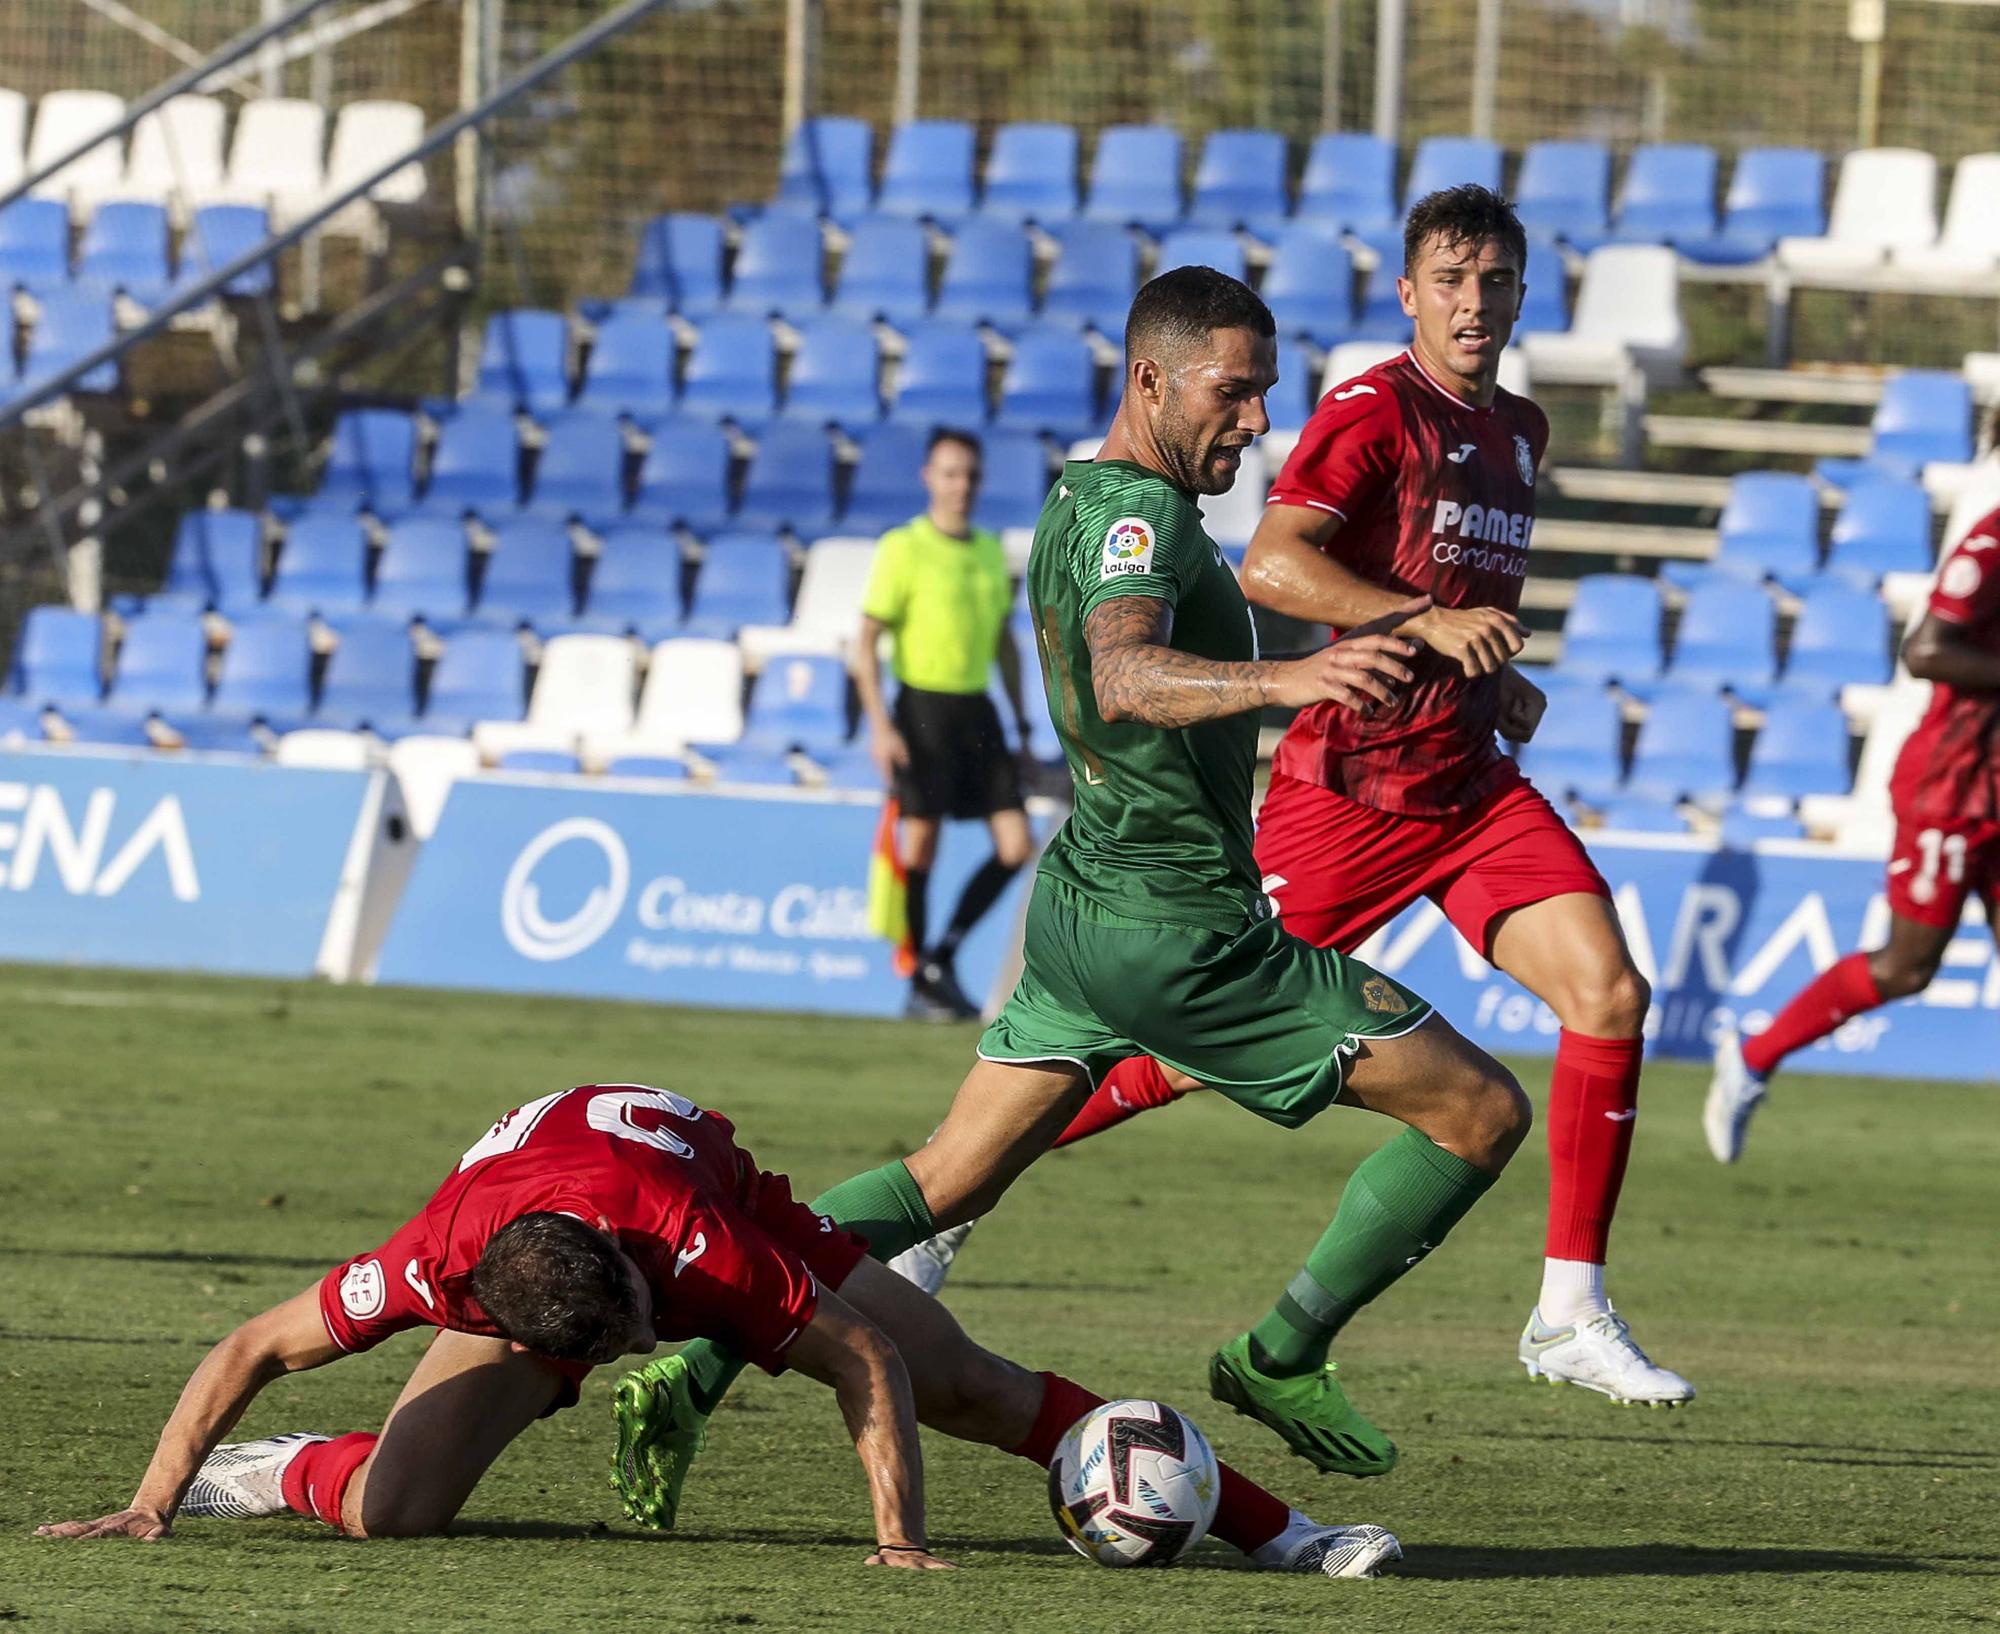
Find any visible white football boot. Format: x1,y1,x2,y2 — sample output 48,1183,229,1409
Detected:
886,1220,977,1297
1253,1512,1402,1578
1518,1308,1695,1407
1703,1019,1768,1165
179,1433,328,1519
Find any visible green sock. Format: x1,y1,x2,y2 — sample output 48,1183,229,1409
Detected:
673,1160,938,1411
1248,1127,1496,1378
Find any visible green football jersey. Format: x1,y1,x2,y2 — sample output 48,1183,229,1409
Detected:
1027,458,1264,933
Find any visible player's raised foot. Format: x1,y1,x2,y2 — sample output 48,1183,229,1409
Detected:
611,1352,709,1530
179,1433,328,1519
1208,1335,1397,1477
1703,1020,1767,1165
887,1220,977,1296
1253,1516,1403,1579
1518,1307,1695,1407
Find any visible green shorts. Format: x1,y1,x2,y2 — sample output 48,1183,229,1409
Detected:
978,878,1434,1130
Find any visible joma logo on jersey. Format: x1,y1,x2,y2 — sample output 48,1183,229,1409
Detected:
1100,516,1156,580
0,782,200,900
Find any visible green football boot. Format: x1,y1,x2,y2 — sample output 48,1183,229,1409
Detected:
611,1351,710,1529
1208,1334,1398,1478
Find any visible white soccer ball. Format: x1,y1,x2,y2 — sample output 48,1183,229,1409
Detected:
1046,1398,1221,1568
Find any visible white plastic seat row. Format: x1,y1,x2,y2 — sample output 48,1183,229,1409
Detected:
737,538,878,664
1519,244,1684,389
471,634,747,766
1778,147,2000,279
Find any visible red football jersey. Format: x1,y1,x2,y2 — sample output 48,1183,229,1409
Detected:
1890,508,2000,824
1266,350,1550,815
317,1085,865,1376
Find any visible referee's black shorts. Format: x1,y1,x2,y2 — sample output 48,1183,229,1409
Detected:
891,685,1024,821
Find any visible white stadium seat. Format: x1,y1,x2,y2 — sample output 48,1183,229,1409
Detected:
319,100,426,239
28,89,126,216
386,734,481,841
0,89,29,196
275,728,380,770
1891,153,2000,280
738,537,878,664
1320,340,1405,397
587,637,746,762
1778,148,1937,276
1520,243,1684,388
1198,443,1268,546
209,97,326,223
474,633,639,763
122,95,228,222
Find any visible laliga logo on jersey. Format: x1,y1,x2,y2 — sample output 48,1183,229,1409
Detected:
0,781,199,900
1101,516,1156,580
500,816,631,962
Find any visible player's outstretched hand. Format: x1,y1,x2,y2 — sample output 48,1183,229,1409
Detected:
1272,596,1430,714
36,1507,171,1541
866,1544,959,1569
1497,663,1548,743
1409,602,1528,677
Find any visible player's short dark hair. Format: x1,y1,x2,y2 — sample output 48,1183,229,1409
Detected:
1403,184,1528,276
926,426,982,462
1124,264,1275,367
472,1211,637,1364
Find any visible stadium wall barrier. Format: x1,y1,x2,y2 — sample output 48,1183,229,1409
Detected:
0,747,412,981
373,776,1044,1017
1353,835,2000,1082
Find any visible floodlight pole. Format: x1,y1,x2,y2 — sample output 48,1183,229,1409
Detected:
893,0,921,127
1470,0,1501,140
1320,0,1343,131
1372,0,1405,145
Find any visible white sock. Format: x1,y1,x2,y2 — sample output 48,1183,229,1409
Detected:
1249,1509,1317,1567
1538,1257,1610,1327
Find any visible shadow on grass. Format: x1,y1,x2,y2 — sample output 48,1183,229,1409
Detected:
1398,1543,1937,1580
0,1246,334,1271
1460,1425,1998,1470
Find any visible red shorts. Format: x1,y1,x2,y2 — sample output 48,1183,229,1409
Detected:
1885,813,2000,929
1254,765,1611,955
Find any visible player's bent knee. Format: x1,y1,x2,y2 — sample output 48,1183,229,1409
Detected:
1558,963,1651,1037
1873,957,1938,1001
350,1491,459,1540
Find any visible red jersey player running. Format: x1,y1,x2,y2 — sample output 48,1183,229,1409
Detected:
1704,501,2000,1159
35,1083,1398,1578
898,185,1693,1414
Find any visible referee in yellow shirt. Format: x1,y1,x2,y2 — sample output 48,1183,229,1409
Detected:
854,428,1034,1020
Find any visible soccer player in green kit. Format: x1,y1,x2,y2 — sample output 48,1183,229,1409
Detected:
613,268,1533,1527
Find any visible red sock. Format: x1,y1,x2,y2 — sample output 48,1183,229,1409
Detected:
279,1432,376,1532
1051,1057,1184,1149
1543,1030,1643,1264
1741,952,1882,1078
1006,1373,1289,1554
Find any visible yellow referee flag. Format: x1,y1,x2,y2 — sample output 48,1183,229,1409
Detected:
866,797,917,977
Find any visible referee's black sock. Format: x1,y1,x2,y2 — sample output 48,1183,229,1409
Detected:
905,867,931,961
935,857,1022,960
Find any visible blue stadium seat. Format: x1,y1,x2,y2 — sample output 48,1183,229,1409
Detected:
1593,794,1689,834
370,519,469,624
315,409,417,516
678,315,779,427
208,614,312,726
176,205,273,299
0,198,71,293
998,625,1060,762
1739,696,1852,802
1679,148,1825,265
153,508,263,613
498,748,582,774
683,532,792,639
735,421,838,535
415,406,520,518
1818,372,1973,487
1625,686,1736,806
627,416,735,534
1700,472,1821,590
830,216,930,325
1154,226,1247,282
783,315,883,427
1296,133,1397,234
1083,125,1183,233
424,627,525,732
1513,141,1612,247
1351,259,1413,342
103,612,208,716
973,427,1054,531
1188,128,1290,236
1720,808,1807,845
156,714,264,754
1611,144,1718,244
725,214,826,321
20,289,119,395
628,213,725,313
53,710,157,747
702,746,799,785
608,753,691,781
772,116,875,224
979,123,1079,224
574,306,677,423
1261,222,1354,347
575,525,685,643
1665,579,1777,698
471,309,570,416
1513,675,1624,803
890,319,989,426
739,653,850,753
1824,480,1932,585
803,744,881,792
1515,237,1570,335
1266,335,1320,436
265,513,369,619
524,416,625,525
0,697,45,739
1556,574,1664,688
1404,136,1503,211
996,325,1100,443
1778,581,1890,697
75,201,172,306
934,218,1035,331
314,617,417,730
1040,220,1139,340
474,518,575,629
7,608,102,705
876,120,976,224
842,420,932,535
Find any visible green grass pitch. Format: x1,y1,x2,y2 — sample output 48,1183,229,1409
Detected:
2,963,1994,1633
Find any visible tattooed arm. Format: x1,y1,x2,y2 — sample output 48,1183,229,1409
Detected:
1084,594,1431,729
